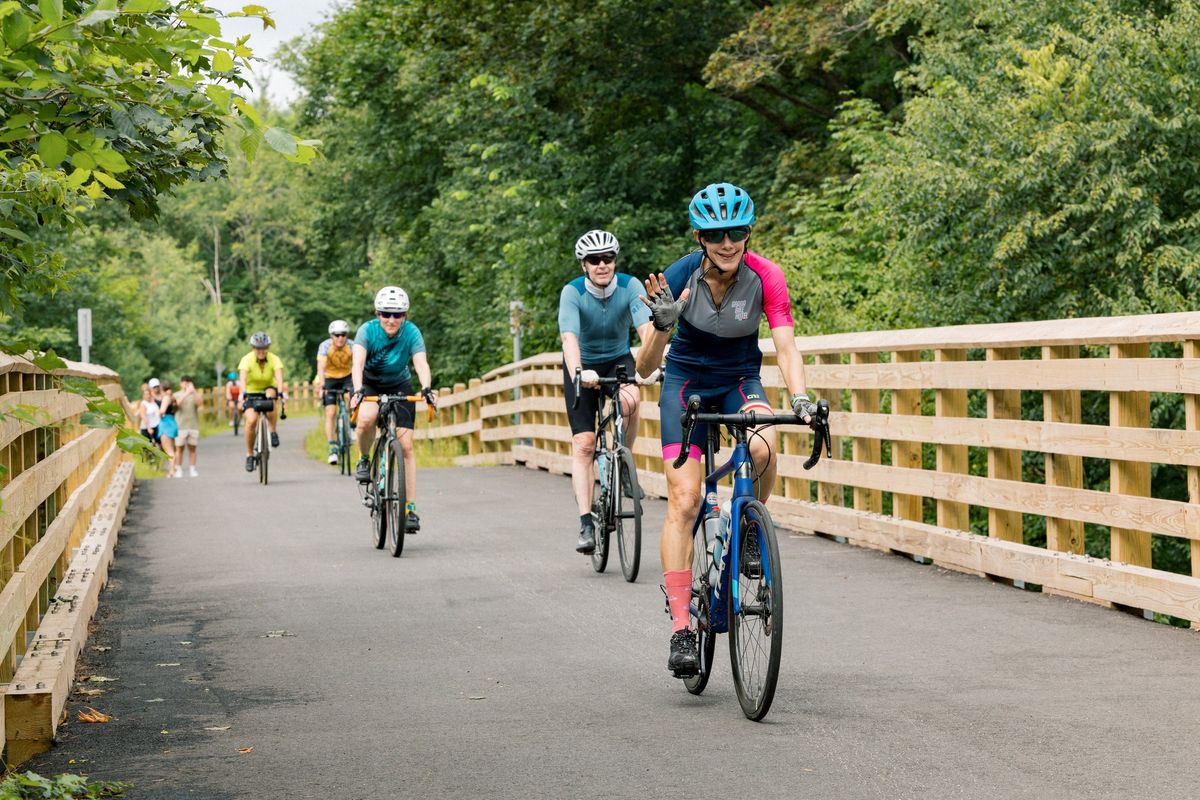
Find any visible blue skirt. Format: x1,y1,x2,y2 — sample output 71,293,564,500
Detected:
159,414,179,439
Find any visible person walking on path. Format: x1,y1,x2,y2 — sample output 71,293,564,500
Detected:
157,380,179,477
173,376,202,477
139,383,161,444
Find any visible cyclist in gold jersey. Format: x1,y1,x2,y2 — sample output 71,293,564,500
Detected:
315,319,354,465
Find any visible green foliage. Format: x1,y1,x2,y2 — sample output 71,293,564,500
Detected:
0,770,127,798
831,0,1200,326
0,0,317,316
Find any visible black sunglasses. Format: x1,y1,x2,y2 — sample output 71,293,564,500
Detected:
583,253,617,266
699,227,751,245
378,311,406,320
332,332,348,337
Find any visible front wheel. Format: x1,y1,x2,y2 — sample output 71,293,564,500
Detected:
615,448,641,582
728,499,783,721
590,451,611,573
386,437,407,557
257,417,270,486
337,405,352,476
232,408,240,436
369,439,387,549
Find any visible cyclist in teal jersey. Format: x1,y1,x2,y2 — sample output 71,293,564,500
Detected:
350,286,437,533
559,229,654,554
635,183,816,677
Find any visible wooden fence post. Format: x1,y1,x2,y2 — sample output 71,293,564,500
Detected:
1186,340,1200,629
987,347,1022,542
935,349,969,531
1043,345,1084,553
816,353,843,508
851,351,882,514
891,350,923,522
1109,343,1151,567
468,378,482,456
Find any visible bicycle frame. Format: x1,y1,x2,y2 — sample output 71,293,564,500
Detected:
690,425,762,620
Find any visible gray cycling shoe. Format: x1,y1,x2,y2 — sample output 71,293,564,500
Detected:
575,522,596,554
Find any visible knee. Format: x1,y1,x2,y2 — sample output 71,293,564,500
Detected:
573,434,595,459
749,437,775,466
668,485,702,518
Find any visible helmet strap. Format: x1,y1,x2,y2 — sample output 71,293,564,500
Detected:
698,234,749,278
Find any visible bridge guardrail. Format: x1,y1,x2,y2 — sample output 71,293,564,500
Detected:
415,311,1200,628
0,353,134,765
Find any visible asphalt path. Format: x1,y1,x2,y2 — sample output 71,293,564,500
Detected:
26,416,1200,799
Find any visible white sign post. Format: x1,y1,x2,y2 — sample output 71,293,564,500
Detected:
77,308,92,363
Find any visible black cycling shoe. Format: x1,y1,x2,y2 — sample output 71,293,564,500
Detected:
270,431,280,448
575,522,596,554
406,511,420,533
244,456,255,473
355,456,371,484
742,532,762,579
668,629,700,677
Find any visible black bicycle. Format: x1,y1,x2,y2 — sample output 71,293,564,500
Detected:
675,395,831,720
359,394,434,557
573,365,643,582
243,394,275,486
326,388,354,477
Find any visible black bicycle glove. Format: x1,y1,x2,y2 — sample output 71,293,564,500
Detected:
791,393,818,420
422,386,436,407
645,282,687,332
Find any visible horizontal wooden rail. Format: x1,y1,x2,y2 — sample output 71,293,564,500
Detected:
417,309,1200,627
0,353,134,766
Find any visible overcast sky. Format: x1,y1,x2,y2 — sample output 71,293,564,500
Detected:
205,0,341,108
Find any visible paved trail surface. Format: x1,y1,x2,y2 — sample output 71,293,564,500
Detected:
27,418,1200,799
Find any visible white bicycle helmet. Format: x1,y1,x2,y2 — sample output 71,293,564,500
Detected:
328,319,350,335
249,331,271,348
374,286,410,313
574,229,620,260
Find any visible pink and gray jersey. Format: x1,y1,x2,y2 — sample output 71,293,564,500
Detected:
661,250,794,378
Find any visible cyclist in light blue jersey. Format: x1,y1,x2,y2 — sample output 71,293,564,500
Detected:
350,286,437,533
559,229,654,554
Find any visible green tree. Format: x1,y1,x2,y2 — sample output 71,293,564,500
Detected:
0,0,316,317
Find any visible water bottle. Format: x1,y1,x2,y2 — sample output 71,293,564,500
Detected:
703,492,726,588
597,450,608,488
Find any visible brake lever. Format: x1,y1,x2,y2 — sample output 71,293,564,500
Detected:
802,399,832,470
572,367,581,410
671,394,702,470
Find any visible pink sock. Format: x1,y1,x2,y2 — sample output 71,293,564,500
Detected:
664,569,692,633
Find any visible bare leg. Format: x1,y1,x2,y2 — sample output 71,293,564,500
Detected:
570,431,596,515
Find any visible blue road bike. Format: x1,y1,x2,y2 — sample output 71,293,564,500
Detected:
674,394,831,720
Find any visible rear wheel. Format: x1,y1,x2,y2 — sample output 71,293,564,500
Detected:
684,520,717,695
615,448,641,582
257,416,269,485
728,499,783,721
386,436,407,557
232,407,240,436
590,451,610,573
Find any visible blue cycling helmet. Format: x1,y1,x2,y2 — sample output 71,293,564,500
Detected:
688,183,755,230
227,371,237,381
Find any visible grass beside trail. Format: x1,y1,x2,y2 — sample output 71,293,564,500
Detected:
303,419,464,469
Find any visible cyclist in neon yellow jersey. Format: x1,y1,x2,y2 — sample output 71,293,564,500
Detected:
238,331,284,472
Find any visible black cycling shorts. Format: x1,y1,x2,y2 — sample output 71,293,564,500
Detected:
562,353,636,436
361,379,416,430
321,375,353,406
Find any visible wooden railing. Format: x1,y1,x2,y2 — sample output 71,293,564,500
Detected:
0,354,134,765
415,311,1200,627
